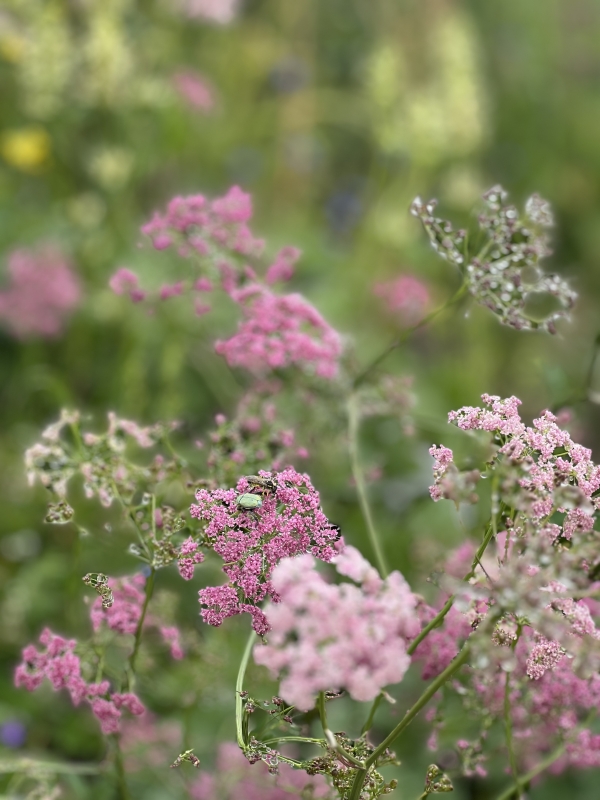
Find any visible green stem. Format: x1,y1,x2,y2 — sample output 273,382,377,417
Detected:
236,631,255,749
361,692,384,735
493,743,565,800
503,671,521,796
126,567,155,690
318,692,366,769
348,394,388,578
348,646,471,800
112,735,131,800
407,520,495,656
353,282,468,389
261,736,325,747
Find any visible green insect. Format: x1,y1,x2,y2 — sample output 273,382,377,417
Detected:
236,493,263,510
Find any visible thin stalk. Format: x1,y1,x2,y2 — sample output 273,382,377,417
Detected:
112,735,131,800
361,692,384,735
493,742,565,800
261,736,325,747
318,692,366,769
348,646,471,800
503,672,521,797
126,567,155,690
353,283,468,389
348,395,388,577
407,520,495,656
236,631,255,749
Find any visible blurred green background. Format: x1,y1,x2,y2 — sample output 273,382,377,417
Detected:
1,0,600,797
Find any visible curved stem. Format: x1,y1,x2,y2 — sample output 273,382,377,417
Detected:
361,692,384,735
236,631,255,749
348,394,388,578
318,691,366,769
126,568,155,691
353,282,468,389
408,520,495,656
348,646,471,800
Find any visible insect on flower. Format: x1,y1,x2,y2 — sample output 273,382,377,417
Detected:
236,492,263,510
244,474,278,498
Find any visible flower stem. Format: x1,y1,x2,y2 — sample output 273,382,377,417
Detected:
348,394,388,578
112,735,131,800
353,282,468,389
504,671,522,797
318,691,366,769
236,630,255,749
126,567,155,691
349,646,471,800
407,519,495,656
361,692,384,735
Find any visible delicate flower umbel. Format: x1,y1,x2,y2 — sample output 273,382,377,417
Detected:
25,410,176,510
411,186,576,333
254,546,419,711
0,245,81,338
190,469,340,635
428,445,480,505
215,286,343,379
14,629,145,734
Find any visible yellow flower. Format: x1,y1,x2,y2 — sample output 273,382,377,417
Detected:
1,127,50,172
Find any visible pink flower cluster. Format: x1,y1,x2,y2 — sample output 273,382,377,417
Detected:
181,0,240,24
0,246,80,338
91,574,183,660
446,394,600,534
172,70,215,113
254,546,419,711
110,186,344,381
14,629,145,734
373,274,430,327
190,469,340,636
428,445,480,505
215,286,342,379
141,186,262,259
190,741,330,800
177,537,205,580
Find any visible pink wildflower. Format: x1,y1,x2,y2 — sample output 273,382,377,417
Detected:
254,546,419,710
0,246,80,338
172,70,215,112
190,469,339,635
182,0,240,24
373,274,430,326
215,287,342,378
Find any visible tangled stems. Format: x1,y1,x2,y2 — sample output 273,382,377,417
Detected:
348,394,388,578
348,646,472,800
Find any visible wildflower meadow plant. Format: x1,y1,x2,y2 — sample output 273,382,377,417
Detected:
15,184,600,800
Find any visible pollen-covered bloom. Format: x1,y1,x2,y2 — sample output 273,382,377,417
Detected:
373,274,430,326
190,469,340,635
254,546,419,711
0,245,80,338
215,286,343,379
